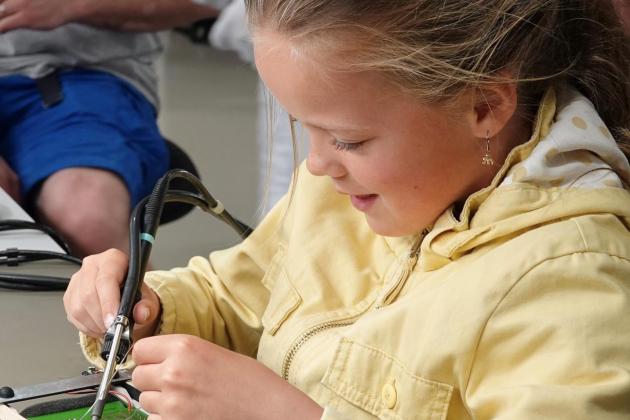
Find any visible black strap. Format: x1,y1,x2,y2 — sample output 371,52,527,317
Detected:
35,71,64,108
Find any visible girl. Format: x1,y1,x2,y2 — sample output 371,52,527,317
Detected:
65,1,630,418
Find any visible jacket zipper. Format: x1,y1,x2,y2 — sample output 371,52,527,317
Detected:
376,232,425,308
281,318,356,380
280,231,427,381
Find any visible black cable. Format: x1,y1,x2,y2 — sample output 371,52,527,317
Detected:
101,170,253,364
0,249,80,291
0,220,80,291
0,248,82,266
0,170,253,294
0,219,73,254
0,272,71,291
165,190,253,238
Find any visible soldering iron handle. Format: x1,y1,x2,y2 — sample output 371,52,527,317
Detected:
114,170,168,343
118,203,144,320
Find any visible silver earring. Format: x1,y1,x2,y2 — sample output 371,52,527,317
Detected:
482,132,494,166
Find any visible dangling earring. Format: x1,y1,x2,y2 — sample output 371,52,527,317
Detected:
482,131,494,166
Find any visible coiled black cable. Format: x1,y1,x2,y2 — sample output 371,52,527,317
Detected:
0,170,252,294
115,170,252,328
0,220,80,291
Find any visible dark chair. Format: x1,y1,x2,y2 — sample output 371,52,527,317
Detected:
160,140,200,225
173,18,218,45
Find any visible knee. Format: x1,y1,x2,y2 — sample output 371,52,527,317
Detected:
41,199,125,238
35,169,131,250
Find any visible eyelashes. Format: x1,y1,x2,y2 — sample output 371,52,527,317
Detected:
334,139,364,152
288,115,369,152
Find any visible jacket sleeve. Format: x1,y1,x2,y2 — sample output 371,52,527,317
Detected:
465,252,630,419
80,195,290,367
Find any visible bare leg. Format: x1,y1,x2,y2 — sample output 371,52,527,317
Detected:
34,168,131,257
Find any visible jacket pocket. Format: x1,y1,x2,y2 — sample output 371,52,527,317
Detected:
322,338,452,420
260,248,301,336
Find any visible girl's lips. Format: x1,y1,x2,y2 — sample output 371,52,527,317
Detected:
350,194,378,211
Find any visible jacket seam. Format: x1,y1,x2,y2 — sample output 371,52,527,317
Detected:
570,218,590,250
460,249,630,409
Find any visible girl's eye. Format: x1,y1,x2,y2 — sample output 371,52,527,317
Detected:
334,139,364,152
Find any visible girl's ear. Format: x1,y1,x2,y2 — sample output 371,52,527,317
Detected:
465,79,518,140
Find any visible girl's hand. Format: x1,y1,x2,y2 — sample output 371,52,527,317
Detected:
63,248,161,340
132,335,324,420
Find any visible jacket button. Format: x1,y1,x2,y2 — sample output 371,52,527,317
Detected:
381,383,397,409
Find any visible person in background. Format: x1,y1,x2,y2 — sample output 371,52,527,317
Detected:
0,0,218,257
65,1,630,419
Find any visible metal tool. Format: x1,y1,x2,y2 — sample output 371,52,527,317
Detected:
0,369,132,405
91,194,155,420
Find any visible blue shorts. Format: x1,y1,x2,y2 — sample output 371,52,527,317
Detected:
0,69,169,207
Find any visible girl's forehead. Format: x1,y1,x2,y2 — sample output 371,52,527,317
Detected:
253,28,457,131
254,31,401,99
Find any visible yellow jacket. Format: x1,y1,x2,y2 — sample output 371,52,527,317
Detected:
83,87,630,419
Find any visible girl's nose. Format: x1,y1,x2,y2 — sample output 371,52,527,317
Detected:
306,138,346,178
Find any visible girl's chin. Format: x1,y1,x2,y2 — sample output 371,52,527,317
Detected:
365,212,425,237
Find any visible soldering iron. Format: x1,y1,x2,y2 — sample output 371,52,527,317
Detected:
90,169,252,420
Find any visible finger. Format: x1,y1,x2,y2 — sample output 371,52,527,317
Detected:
132,364,164,392
64,295,103,336
0,11,24,33
139,391,162,417
94,258,126,326
64,264,104,334
65,313,102,338
132,284,160,326
132,335,182,366
0,0,19,20
131,335,171,365
146,414,163,420
77,268,110,333
132,301,154,326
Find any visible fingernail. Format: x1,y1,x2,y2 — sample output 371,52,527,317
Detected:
139,307,150,322
104,313,115,328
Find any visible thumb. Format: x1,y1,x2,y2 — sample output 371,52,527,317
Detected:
133,301,157,326
131,285,161,340
132,299,162,341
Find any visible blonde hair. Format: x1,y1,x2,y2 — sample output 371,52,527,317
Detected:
246,0,630,157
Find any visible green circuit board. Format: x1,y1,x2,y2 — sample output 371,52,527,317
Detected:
27,401,147,420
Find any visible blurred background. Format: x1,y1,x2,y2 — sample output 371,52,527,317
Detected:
152,31,259,269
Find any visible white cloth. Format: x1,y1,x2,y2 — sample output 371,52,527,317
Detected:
208,0,254,63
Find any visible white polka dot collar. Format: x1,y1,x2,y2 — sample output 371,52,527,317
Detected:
501,86,630,190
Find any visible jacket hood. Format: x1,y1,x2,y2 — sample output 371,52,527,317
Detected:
418,86,630,271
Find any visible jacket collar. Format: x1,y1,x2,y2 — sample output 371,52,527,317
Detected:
407,86,630,271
